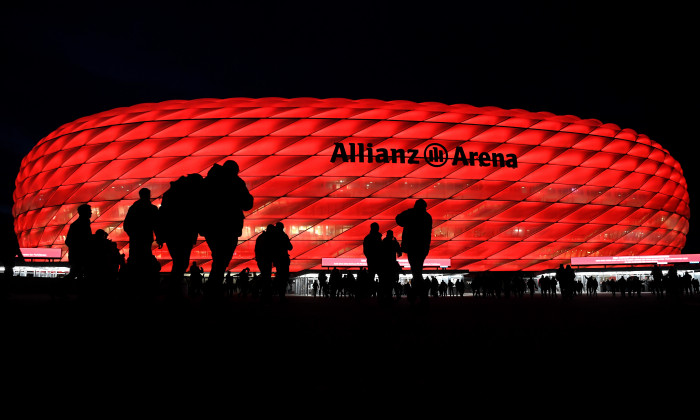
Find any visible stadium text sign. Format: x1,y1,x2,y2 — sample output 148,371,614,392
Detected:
330,142,518,168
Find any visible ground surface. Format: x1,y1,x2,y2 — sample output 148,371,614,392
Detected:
3,287,699,414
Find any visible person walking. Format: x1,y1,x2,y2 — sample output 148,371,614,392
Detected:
200,160,254,298
395,199,432,304
124,188,160,266
255,224,275,302
124,188,161,296
363,222,382,285
378,229,401,306
157,174,203,295
65,204,93,295
272,222,293,300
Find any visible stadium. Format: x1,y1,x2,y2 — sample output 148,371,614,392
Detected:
11,97,691,287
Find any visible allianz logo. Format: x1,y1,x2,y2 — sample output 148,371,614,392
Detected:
330,142,518,168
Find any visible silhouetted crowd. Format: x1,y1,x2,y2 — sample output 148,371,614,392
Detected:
40,162,438,305
597,264,700,298
470,273,529,298
360,198,433,306
3,159,700,305
306,268,468,301
253,221,293,301
54,160,254,301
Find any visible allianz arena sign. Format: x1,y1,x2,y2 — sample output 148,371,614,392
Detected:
13,97,689,272
330,142,519,168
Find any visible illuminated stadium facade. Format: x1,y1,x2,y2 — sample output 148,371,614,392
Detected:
12,98,690,273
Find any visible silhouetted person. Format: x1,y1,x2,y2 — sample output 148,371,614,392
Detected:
395,199,432,304
124,188,161,297
456,278,465,296
224,271,233,296
250,273,260,298
636,275,644,296
318,270,329,297
158,174,203,294
356,267,371,299
329,267,342,298
124,188,159,265
1,213,23,298
188,262,203,297
667,266,680,296
393,275,403,299
238,267,250,298
651,264,663,297
84,229,121,299
65,204,93,294
255,224,276,302
617,276,627,298
556,264,575,299
343,271,356,298
403,278,412,298
564,264,576,299
586,276,598,296
378,229,401,305
438,279,447,297
363,222,382,284
527,277,536,297
471,277,481,297
272,221,293,300
200,160,254,297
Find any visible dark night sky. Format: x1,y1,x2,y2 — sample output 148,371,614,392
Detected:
2,2,698,252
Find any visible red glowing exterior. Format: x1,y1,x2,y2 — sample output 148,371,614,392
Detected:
13,98,690,272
